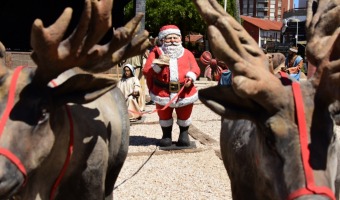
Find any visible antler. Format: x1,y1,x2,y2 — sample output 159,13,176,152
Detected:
30,0,150,84
306,0,340,101
0,42,7,77
192,0,287,114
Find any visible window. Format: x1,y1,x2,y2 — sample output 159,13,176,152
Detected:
257,12,265,17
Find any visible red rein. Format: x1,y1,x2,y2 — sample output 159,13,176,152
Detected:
279,72,335,200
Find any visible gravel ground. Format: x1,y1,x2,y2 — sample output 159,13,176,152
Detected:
113,81,340,200
114,100,231,200
113,149,231,200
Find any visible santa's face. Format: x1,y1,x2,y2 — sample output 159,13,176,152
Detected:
161,34,184,59
163,34,182,46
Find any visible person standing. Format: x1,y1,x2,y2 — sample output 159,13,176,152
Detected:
285,46,304,81
117,64,143,121
143,25,201,147
123,54,146,111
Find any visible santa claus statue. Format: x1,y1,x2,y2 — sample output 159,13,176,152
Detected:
143,25,201,147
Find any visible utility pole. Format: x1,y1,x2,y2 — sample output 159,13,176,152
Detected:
134,0,146,34
224,0,227,11
295,20,299,47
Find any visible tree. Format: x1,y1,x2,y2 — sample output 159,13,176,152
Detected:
124,0,238,37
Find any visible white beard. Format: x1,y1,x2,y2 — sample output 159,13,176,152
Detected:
161,43,184,59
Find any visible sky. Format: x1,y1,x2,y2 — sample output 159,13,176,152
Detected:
0,1,84,50
0,0,129,51
1,0,304,50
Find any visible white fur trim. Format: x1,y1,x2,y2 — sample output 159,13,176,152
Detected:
186,71,197,82
169,58,179,82
160,118,174,127
150,91,198,108
158,29,181,40
152,63,162,73
177,118,192,126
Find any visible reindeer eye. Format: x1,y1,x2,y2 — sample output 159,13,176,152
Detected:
265,135,277,151
38,108,49,124
266,138,275,148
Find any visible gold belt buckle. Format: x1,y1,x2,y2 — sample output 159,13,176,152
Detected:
169,81,180,93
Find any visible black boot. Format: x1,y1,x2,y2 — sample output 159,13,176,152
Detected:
159,126,172,147
177,126,190,146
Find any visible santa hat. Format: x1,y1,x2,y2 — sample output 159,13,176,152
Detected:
158,25,181,40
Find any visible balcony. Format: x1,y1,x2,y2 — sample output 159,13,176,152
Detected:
283,8,307,19
257,7,269,11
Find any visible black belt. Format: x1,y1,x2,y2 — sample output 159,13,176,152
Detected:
153,79,184,93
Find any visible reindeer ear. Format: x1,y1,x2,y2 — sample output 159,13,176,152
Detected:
0,42,9,76
51,74,117,105
199,86,263,120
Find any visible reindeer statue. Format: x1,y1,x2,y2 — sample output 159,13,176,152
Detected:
194,0,340,199
0,0,150,199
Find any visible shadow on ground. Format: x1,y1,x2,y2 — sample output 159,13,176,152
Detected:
129,135,159,146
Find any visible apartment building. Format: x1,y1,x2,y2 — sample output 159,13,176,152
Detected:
240,0,293,21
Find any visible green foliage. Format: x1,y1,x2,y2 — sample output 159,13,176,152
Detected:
124,0,239,37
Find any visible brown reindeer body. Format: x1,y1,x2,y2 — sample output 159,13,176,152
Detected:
0,67,129,200
202,82,338,199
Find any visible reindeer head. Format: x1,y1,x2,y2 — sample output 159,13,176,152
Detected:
0,0,150,198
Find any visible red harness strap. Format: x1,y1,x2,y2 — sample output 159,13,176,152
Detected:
0,66,28,184
49,81,74,200
279,72,335,200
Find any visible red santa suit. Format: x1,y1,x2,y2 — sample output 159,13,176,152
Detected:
143,45,200,127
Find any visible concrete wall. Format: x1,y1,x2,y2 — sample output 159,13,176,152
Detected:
5,51,36,69
5,51,206,80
